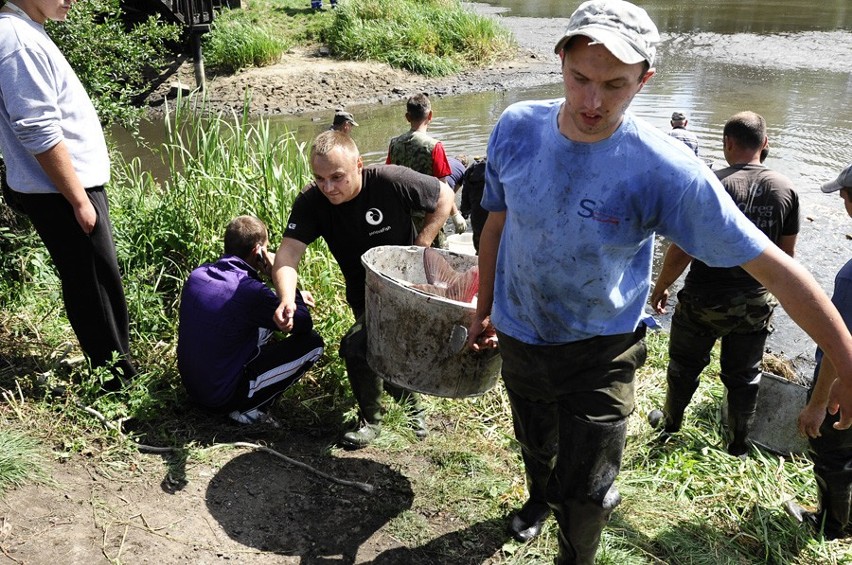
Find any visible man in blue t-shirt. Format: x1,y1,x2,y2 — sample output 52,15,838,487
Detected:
790,163,852,540
178,216,324,426
466,2,852,564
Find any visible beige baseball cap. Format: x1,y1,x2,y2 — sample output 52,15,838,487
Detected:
553,0,660,66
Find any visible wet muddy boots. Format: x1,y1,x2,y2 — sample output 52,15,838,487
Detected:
339,315,428,449
647,365,700,436
648,367,757,458
786,468,852,540
508,443,553,543
725,392,758,459
508,417,627,565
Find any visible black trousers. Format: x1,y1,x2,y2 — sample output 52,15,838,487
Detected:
497,327,647,565
220,329,324,414
16,188,136,378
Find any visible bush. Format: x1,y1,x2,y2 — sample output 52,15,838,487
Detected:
323,0,515,77
202,9,289,73
47,0,180,128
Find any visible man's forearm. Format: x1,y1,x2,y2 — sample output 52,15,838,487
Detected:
810,357,837,410
34,141,89,206
654,242,692,292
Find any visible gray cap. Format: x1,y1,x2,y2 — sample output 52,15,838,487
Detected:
333,111,358,127
671,111,687,121
553,0,659,66
821,163,852,193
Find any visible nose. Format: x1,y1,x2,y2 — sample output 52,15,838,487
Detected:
583,84,602,111
318,179,335,194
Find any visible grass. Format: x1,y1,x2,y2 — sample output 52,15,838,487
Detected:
202,0,515,76
0,105,851,562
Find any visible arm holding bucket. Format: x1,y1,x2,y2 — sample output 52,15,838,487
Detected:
798,358,835,439
272,237,308,332
467,211,504,352
414,181,454,247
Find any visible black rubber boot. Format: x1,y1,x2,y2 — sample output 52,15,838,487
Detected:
726,409,756,458
508,447,553,542
726,387,759,458
552,417,627,565
340,316,383,448
651,365,700,434
503,387,557,543
815,467,852,540
341,421,381,449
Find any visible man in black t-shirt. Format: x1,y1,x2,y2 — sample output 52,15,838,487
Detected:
649,111,800,458
272,130,454,448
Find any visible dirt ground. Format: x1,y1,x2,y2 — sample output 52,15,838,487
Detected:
0,415,509,565
0,7,565,565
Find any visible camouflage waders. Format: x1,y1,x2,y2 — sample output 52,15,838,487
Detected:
662,287,776,454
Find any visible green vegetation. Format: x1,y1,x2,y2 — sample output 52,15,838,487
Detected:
324,0,515,76
0,427,49,494
48,0,180,128
202,11,290,73
40,0,513,126
202,0,515,77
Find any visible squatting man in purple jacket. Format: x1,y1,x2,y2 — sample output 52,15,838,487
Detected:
177,216,324,426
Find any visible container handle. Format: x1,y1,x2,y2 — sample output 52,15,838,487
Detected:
446,324,468,357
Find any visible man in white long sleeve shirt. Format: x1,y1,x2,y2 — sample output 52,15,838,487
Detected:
0,0,136,387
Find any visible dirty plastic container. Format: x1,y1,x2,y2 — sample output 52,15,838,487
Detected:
722,372,809,455
362,245,501,398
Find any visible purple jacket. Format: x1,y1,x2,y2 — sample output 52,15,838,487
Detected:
177,255,312,407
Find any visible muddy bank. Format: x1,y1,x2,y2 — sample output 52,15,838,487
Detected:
144,5,567,117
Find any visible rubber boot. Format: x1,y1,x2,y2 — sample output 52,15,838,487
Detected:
726,387,759,458
650,364,700,434
552,417,627,565
508,449,553,542
815,467,852,540
310,0,322,10
726,409,756,458
503,386,557,543
341,367,383,448
340,317,383,448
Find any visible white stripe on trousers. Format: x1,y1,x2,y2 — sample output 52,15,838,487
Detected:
247,346,323,398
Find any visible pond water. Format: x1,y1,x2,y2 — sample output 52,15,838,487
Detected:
111,0,852,372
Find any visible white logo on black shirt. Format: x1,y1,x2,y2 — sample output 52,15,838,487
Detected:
288,223,297,230
365,208,383,226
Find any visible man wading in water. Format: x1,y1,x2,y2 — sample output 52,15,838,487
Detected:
467,1,852,563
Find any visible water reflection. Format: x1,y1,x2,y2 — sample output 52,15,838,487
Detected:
490,0,851,32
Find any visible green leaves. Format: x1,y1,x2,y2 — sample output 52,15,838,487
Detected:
47,0,180,129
